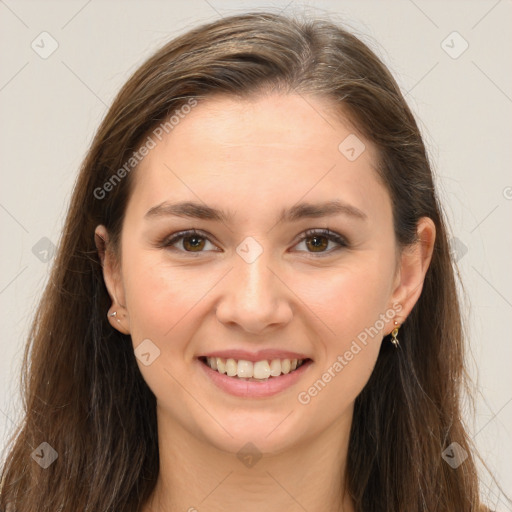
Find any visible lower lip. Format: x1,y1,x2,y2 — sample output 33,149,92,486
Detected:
198,359,313,398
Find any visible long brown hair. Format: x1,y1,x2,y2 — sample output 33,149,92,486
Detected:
1,11,486,511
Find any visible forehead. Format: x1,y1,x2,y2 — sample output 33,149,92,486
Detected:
152,93,371,162
128,93,389,224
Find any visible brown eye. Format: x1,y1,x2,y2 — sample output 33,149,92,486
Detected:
304,235,329,252
162,230,217,253
295,229,348,256
161,228,347,257
182,235,206,252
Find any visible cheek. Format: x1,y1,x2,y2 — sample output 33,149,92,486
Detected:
121,254,208,406
292,256,393,397
294,255,395,340
121,235,202,320
294,274,388,420
121,249,204,360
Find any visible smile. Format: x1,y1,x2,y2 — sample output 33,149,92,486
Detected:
200,356,308,380
197,356,313,398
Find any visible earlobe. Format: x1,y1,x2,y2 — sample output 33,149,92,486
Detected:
94,225,131,335
106,308,131,335
389,217,436,330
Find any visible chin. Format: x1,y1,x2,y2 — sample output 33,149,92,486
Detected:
196,407,308,457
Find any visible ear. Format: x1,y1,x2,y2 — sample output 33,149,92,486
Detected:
95,225,131,335
388,217,436,330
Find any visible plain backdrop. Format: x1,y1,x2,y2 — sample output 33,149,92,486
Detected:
1,0,511,508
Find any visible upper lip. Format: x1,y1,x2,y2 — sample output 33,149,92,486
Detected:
200,349,312,362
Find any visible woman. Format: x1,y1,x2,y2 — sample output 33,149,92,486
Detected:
0,11,490,511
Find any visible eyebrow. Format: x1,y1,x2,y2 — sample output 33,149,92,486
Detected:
144,199,367,223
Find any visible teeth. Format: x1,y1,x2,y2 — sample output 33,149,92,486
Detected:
216,357,226,374
225,358,237,377
237,360,253,378
253,360,271,379
269,359,282,377
204,357,306,379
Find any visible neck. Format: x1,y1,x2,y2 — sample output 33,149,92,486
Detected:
144,405,355,512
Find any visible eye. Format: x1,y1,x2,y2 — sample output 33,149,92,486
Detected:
160,228,348,257
293,228,348,256
161,229,218,254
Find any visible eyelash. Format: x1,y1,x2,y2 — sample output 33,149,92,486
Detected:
158,228,348,258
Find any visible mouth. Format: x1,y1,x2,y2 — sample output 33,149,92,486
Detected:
198,356,312,382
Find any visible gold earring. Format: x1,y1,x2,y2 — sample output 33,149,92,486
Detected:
390,321,400,348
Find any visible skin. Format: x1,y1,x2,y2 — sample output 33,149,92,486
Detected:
95,93,435,512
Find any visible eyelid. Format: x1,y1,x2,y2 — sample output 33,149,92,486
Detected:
293,228,348,257
159,229,219,255
159,228,348,256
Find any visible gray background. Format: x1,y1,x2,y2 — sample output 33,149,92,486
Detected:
1,0,511,508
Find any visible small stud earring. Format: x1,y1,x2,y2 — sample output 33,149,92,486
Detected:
108,311,121,323
390,321,400,348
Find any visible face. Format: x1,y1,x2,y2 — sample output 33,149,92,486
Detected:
98,93,411,455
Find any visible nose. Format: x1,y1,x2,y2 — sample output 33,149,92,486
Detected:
215,251,293,335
